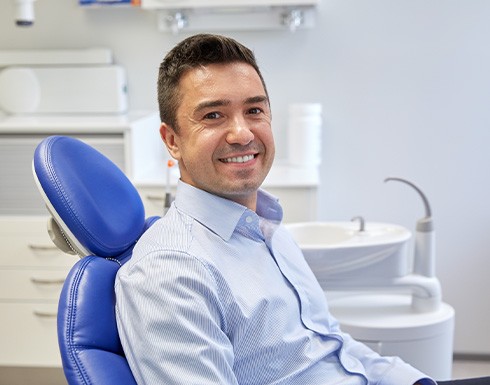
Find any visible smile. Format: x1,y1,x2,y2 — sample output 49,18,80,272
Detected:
221,154,255,163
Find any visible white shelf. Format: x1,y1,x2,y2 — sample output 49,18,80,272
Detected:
140,0,320,32
0,111,154,134
141,0,319,9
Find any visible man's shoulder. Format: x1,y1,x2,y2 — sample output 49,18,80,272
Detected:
137,208,195,253
116,207,221,284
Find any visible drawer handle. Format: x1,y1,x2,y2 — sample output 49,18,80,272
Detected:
33,310,57,318
146,195,165,202
28,244,58,251
31,277,65,285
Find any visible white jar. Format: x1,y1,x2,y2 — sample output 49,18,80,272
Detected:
287,103,322,166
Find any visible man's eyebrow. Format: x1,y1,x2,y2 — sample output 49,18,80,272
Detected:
194,99,230,113
193,95,269,114
245,95,269,105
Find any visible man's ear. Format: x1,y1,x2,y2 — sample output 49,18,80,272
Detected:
160,122,181,160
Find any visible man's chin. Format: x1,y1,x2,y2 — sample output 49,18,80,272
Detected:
216,182,262,201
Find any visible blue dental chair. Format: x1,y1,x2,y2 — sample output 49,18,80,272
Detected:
33,135,159,385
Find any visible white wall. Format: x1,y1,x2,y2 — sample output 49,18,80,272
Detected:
1,0,490,355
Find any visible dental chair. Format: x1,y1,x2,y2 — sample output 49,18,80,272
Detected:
32,135,159,385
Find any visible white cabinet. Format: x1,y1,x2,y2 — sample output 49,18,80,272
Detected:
0,216,78,383
0,112,159,383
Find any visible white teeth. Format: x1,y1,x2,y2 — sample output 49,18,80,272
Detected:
222,154,254,163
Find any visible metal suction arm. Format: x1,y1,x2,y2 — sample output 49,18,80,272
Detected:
385,176,436,280
384,177,432,218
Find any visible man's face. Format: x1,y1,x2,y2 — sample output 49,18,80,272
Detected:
161,62,275,210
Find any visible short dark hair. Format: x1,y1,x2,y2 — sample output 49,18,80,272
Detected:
157,34,269,132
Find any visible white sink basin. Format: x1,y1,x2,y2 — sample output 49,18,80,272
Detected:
285,222,412,283
285,221,410,247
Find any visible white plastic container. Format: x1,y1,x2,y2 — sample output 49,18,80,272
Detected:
287,103,322,166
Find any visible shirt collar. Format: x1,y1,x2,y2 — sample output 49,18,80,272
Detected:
173,180,283,241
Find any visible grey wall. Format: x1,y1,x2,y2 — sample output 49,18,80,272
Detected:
1,0,490,354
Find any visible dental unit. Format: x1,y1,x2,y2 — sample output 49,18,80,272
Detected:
287,176,442,312
285,177,455,379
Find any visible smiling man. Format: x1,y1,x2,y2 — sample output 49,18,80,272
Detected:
160,60,274,210
114,34,489,385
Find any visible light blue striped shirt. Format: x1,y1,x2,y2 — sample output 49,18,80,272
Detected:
115,181,431,385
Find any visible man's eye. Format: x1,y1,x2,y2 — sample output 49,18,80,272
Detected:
204,112,221,120
248,107,263,115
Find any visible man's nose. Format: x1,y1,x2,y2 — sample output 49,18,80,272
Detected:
226,117,254,145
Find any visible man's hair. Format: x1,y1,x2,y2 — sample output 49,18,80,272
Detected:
157,34,269,132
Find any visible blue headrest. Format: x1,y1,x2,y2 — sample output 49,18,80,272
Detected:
33,136,145,258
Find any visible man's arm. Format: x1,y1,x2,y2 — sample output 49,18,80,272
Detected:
115,250,238,385
339,331,436,385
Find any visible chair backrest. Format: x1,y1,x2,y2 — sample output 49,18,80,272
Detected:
33,135,158,385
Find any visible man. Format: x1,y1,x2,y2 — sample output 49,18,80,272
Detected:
115,34,485,385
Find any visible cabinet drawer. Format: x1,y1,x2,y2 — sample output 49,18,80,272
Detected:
0,303,61,367
0,269,69,301
0,216,79,268
0,238,77,268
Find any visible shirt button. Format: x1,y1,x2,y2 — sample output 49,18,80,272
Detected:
246,216,253,223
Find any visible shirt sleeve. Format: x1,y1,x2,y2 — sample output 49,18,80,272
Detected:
115,250,238,385
338,330,436,385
